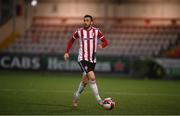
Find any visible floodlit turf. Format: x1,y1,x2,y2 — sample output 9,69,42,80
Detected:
0,71,180,115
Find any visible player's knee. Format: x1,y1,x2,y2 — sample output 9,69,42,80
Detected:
82,79,88,86
82,77,88,85
83,81,88,86
88,71,96,81
89,78,96,82
82,75,88,80
89,76,96,82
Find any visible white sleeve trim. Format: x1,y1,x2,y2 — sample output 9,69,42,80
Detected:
99,36,104,40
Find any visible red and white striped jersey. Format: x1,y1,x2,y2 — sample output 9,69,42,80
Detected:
66,26,108,63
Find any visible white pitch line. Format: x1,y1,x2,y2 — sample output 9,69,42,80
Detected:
0,88,72,93
103,91,180,97
0,88,180,97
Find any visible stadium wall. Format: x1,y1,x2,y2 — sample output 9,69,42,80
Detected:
0,53,130,75
0,0,25,42
0,18,25,42
0,20,14,43
0,53,180,78
31,0,180,18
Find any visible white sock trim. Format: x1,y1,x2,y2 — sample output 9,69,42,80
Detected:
75,81,86,97
89,80,96,84
89,81,102,101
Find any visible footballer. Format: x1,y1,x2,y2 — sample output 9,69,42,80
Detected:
64,14,108,107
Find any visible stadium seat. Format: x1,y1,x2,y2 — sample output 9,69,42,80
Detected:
4,17,179,57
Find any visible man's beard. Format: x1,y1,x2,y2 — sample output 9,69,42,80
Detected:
84,24,91,29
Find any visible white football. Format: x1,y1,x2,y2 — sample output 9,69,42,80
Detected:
103,97,115,110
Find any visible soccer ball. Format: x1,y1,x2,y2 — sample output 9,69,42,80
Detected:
103,97,115,110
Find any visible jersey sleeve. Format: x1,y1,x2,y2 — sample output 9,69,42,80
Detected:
65,31,79,53
97,30,108,48
72,31,79,40
97,30,104,40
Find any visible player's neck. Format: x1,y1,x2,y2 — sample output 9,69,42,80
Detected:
84,26,92,31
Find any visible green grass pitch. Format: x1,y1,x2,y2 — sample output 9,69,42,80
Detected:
0,71,180,115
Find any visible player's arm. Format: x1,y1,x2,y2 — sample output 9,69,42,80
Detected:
97,30,108,49
64,31,78,61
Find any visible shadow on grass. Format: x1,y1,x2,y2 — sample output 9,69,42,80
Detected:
17,102,85,114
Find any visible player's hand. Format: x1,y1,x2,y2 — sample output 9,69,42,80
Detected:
98,44,103,49
64,53,69,61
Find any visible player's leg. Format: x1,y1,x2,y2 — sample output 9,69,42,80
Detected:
74,74,88,98
88,71,103,105
73,74,88,107
73,61,89,107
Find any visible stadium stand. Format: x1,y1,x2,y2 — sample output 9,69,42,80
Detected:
3,17,180,57
162,43,180,58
